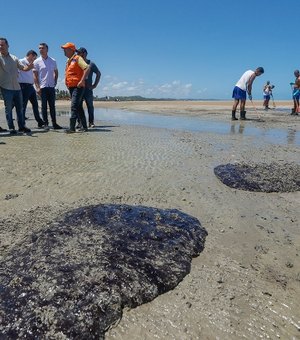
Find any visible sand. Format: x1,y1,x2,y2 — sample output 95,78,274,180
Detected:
0,99,299,339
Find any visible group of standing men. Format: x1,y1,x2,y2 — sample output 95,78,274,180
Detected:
0,37,101,134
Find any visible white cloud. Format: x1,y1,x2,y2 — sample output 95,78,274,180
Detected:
57,74,195,99
97,77,193,98
112,81,128,89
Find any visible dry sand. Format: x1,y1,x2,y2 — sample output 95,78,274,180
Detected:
0,100,299,339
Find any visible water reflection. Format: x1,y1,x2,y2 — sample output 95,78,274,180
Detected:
56,108,300,146
230,123,245,135
287,128,296,144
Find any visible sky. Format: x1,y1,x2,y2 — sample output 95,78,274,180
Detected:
1,0,297,100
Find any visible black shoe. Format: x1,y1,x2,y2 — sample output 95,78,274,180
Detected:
10,129,17,135
0,127,8,132
65,129,76,134
53,123,63,130
19,127,31,133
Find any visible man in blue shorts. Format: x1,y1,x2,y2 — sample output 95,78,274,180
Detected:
290,70,300,115
263,81,275,110
231,67,264,120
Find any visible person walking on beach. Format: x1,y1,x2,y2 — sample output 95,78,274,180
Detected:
76,47,101,128
18,50,45,128
33,43,62,129
263,81,275,110
0,37,32,134
61,42,90,133
231,67,264,120
290,70,300,115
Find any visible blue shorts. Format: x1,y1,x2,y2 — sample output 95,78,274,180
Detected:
293,89,300,99
264,95,270,100
232,86,246,100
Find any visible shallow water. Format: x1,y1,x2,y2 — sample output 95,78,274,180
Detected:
59,108,300,146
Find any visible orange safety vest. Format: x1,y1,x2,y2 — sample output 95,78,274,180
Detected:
65,55,84,88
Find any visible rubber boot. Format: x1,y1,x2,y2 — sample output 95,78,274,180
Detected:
231,110,238,121
240,111,247,120
290,108,295,115
65,117,76,134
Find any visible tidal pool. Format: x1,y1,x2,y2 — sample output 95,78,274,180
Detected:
57,108,300,146
94,108,300,146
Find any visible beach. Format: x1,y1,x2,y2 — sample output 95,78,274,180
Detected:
0,100,299,339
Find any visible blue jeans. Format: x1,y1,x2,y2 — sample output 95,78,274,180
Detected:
0,87,25,130
40,87,57,125
69,87,87,130
83,88,94,124
20,83,44,125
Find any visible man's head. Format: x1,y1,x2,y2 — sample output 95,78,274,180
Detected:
294,70,300,77
61,42,76,58
77,47,88,59
26,50,38,63
0,37,9,55
39,43,49,58
255,67,264,76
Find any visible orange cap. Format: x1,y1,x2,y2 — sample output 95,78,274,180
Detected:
61,42,76,51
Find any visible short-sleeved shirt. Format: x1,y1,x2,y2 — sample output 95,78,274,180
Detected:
235,70,254,91
18,57,34,84
0,53,21,90
85,59,100,87
34,56,57,88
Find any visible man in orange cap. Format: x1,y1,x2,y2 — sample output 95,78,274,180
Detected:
61,42,90,133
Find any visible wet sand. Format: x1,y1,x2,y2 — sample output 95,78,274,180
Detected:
0,100,299,339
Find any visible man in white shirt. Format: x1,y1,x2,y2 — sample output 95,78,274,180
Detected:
33,43,62,129
18,50,45,128
231,67,264,120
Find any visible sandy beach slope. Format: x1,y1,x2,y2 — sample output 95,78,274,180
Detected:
0,100,299,339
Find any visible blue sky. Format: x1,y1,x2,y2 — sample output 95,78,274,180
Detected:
1,0,297,100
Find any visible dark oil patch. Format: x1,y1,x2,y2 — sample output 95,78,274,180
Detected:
214,162,300,192
0,204,207,339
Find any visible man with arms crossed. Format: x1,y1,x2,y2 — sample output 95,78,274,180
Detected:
61,42,90,133
77,47,101,128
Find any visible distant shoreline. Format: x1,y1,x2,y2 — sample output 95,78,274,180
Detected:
1,98,293,118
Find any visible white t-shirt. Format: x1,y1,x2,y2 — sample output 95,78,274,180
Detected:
235,70,254,91
33,56,57,88
18,57,34,84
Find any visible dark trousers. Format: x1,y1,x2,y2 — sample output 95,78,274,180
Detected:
69,87,87,130
83,88,94,124
40,87,57,125
20,83,44,125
